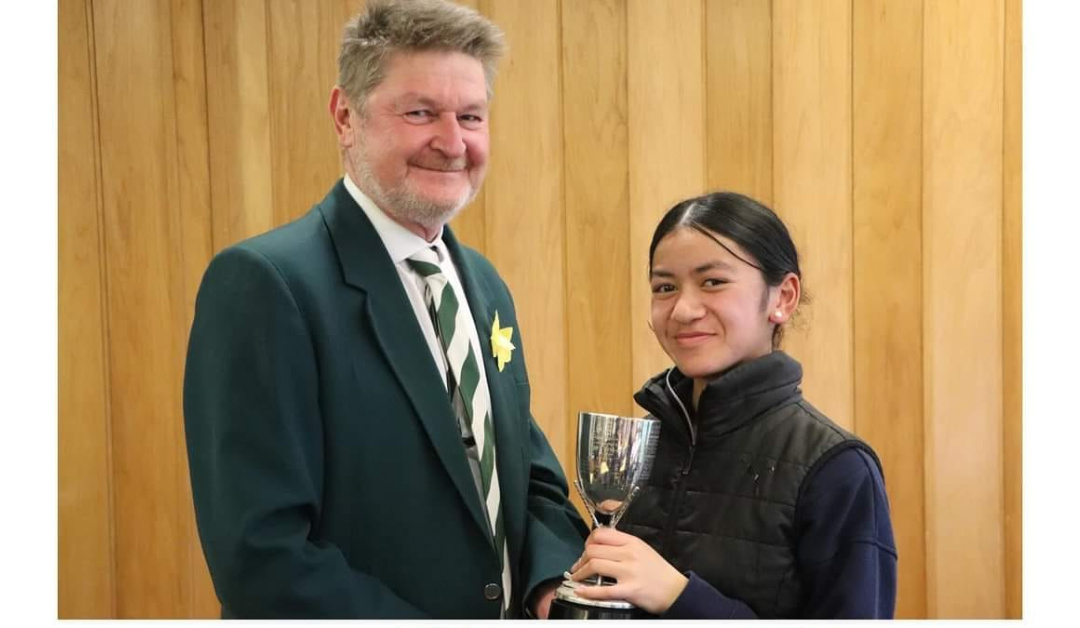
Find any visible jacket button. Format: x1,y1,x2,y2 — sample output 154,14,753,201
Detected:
484,583,502,601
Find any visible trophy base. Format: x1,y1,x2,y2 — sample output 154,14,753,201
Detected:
548,581,646,620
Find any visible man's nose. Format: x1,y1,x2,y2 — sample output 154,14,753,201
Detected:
430,113,467,158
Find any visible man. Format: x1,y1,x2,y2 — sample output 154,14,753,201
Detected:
183,0,587,618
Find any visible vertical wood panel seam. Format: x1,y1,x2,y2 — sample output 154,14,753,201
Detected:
699,0,706,194
556,0,572,467
767,0,773,203
161,7,191,611
1001,0,1019,616
263,0,277,225
769,0,776,218
916,0,928,613
996,2,1007,607
194,0,217,609
701,0,709,192
918,0,932,615
198,0,217,255
85,0,118,616
624,0,634,397
848,0,856,436
996,0,1009,609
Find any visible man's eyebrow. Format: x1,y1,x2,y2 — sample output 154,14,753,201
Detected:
395,93,488,112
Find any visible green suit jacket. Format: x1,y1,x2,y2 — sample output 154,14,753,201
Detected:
183,180,587,618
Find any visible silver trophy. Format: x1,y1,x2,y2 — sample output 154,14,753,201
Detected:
549,412,661,620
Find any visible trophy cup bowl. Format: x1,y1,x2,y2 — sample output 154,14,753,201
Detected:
549,412,661,620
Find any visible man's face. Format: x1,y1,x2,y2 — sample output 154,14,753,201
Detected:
346,50,490,236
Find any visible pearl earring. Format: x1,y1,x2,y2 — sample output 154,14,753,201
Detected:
774,310,783,321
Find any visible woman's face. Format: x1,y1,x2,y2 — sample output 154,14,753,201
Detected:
649,227,778,379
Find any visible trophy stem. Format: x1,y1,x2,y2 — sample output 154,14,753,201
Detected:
573,478,601,529
573,478,616,587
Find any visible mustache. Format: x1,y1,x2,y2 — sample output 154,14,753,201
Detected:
409,156,469,172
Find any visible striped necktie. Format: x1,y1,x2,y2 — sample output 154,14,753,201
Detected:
407,246,511,612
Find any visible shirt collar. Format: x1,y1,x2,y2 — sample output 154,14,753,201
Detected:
342,173,447,264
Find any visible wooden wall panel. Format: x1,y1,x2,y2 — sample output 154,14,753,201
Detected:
91,0,199,616
168,0,218,617
203,0,274,250
562,0,631,515
58,0,114,617
1003,0,1022,618
923,0,1005,617
852,0,926,618
772,0,854,429
627,0,706,393
266,0,345,226
480,0,568,464
704,0,772,203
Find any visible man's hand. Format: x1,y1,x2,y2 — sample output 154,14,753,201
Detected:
569,527,688,615
529,579,560,619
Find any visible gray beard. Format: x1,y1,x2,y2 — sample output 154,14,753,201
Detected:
353,150,478,233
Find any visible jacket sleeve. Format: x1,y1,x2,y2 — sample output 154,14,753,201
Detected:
183,246,425,618
502,289,590,613
663,572,759,619
796,447,898,619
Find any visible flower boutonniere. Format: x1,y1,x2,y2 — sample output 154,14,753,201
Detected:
490,311,516,372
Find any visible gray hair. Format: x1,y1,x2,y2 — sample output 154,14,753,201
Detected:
338,0,506,109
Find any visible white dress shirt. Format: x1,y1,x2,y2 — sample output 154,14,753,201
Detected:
342,174,492,398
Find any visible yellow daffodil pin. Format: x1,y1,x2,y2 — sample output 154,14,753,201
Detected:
490,311,516,372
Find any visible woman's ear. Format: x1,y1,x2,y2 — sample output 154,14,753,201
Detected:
769,273,801,323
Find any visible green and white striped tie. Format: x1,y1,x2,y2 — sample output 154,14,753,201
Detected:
407,247,510,611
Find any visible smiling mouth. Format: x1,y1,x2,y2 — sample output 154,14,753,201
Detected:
411,159,468,173
417,166,465,173
674,332,714,345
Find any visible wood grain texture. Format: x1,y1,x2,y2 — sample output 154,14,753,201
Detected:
167,0,218,617
627,0,706,394
852,0,926,618
561,0,631,517
923,0,1005,617
479,0,569,467
1002,0,1022,617
58,0,115,617
704,0,772,203
267,0,344,225
772,0,853,429
92,0,198,616
203,0,274,251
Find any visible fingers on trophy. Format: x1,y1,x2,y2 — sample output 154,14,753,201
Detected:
549,412,661,620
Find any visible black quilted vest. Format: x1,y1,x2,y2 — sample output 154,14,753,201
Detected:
619,352,881,618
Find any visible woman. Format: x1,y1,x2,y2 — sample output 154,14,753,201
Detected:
569,192,897,618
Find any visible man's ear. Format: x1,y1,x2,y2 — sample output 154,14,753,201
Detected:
329,86,356,148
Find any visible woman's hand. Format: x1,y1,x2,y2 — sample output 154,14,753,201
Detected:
569,527,688,615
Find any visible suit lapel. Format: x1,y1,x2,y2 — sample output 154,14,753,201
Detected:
443,229,527,566
319,180,489,537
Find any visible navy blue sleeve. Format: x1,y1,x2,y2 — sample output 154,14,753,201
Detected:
796,447,898,619
662,572,758,619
